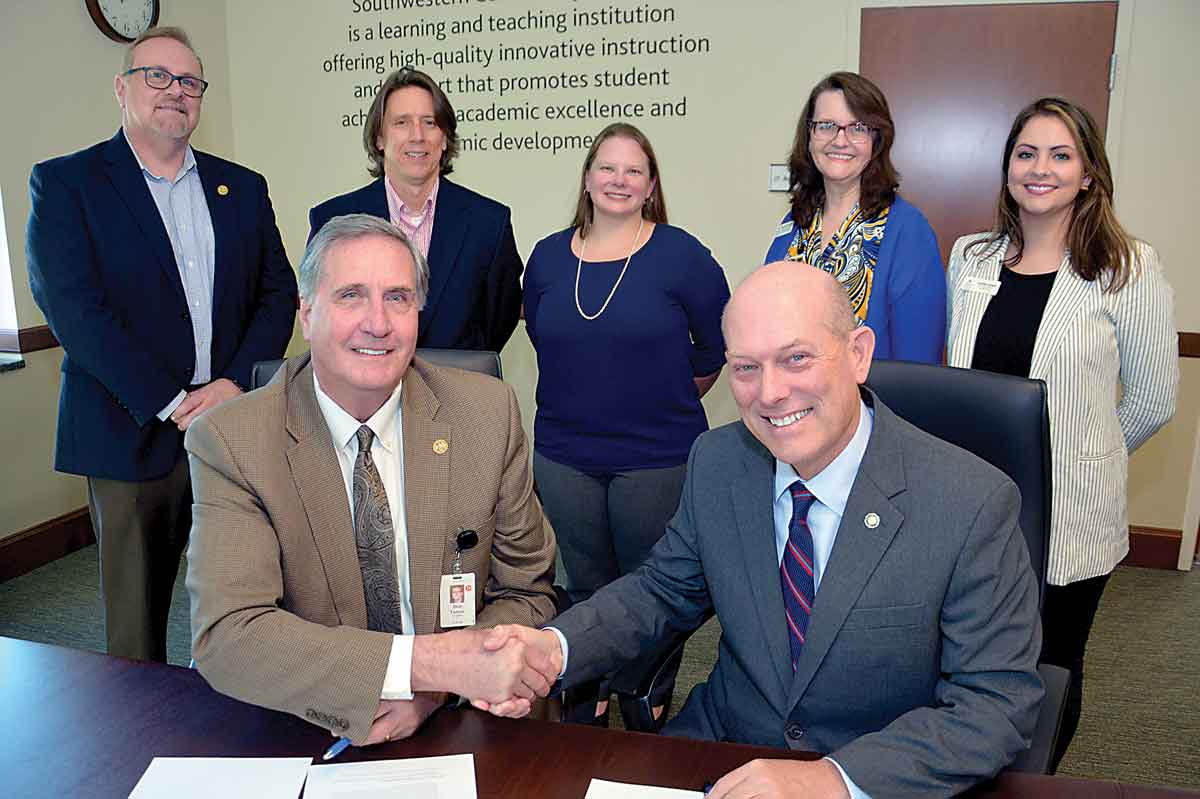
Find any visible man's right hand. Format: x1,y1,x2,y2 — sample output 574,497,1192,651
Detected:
410,628,559,711
470,625,564,717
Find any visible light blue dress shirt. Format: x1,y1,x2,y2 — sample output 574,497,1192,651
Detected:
125,136,216,418
771,399,874,592
773,400,874,799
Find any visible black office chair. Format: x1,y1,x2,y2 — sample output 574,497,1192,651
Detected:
865,360,1050,606
249,347,503,390
864,360,1063,775
616,360,1066,773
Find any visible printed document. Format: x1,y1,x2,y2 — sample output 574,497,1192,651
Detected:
305,753,476,798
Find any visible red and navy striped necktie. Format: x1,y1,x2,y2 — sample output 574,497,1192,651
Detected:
781,481,817,670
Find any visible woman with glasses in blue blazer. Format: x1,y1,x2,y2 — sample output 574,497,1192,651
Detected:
765,72,945,363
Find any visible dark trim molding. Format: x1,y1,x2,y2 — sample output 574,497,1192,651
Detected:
0,506,1188,586
1123,525,1184,570
19,325,58,353
4,321,1199,358
1181,332,1200,359
0,325,58,355
0,508,94,583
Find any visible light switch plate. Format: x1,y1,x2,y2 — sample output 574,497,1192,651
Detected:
768,163,790,192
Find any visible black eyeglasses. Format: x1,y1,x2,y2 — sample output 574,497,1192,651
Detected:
122,66,209,98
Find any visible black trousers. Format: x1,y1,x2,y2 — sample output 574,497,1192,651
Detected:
1040,571,1112,773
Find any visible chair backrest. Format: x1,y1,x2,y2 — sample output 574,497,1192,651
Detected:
250,348,502,390
864,360,1050,607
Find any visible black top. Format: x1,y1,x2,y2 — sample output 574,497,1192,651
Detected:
970,268,1058,378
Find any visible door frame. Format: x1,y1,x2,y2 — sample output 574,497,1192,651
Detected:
846,0,1136,181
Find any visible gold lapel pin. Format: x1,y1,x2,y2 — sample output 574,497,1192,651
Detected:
864,512,880,529
433,439,448,455
217,184,229,196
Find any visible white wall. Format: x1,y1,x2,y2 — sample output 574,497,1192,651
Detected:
224,0,1199,536
2,0,1196,546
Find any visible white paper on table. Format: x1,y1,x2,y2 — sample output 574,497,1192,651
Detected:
585,777,704,799
305,753,476,799
128,757,311,799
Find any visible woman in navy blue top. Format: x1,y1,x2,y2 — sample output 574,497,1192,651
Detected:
524,122,729,728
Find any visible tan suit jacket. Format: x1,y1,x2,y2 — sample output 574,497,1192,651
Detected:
185,354,557,742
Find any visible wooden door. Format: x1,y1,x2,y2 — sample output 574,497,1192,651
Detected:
860,2,1118,263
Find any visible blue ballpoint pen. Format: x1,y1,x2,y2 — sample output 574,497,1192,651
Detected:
322,736,352,761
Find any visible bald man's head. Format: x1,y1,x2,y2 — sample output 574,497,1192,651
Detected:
722,262,874,479
722,262,856,343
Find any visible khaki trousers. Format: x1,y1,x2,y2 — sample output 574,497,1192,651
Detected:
86,455,192,662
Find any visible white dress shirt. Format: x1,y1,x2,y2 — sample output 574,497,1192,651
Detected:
313,373,416,700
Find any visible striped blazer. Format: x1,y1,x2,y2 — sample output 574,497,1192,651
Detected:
947,233,1178,585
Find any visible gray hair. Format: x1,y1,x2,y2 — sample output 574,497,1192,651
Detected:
122,27,204,74
298,214,430,308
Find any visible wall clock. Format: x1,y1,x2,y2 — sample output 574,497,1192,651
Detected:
85,0,161,44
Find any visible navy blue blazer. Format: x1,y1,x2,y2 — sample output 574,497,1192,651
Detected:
308,177,522,351
27,130,298,482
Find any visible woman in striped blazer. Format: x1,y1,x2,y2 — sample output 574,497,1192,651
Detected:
946,97,1177,771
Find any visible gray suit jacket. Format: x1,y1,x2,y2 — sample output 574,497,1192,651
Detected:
553,391,1043,798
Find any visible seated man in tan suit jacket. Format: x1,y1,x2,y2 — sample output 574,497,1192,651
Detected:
185,214,558,746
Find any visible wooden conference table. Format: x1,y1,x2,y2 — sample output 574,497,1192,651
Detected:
3,636,1194,799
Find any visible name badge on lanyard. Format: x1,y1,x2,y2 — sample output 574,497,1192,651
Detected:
440,529,479,628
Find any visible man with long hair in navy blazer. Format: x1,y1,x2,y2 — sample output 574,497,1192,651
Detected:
307,68,522,352
26,27,297,663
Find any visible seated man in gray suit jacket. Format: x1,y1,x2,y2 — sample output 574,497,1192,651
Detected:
478,264,1044,799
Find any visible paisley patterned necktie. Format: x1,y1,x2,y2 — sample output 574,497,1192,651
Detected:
353,425,404,633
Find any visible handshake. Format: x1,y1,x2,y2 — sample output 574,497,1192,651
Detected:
411,625,565,719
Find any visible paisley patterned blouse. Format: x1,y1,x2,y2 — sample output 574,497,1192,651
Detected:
785,203,891,328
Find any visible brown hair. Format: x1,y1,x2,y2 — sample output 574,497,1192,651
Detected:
363,68,459,178
122,26,203,74
571,123,668,238
787,72,899,227
973,97,1136,292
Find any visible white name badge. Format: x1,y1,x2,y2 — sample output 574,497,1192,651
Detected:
774,220,794,239
440,572,476,628
962,276,1001,296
